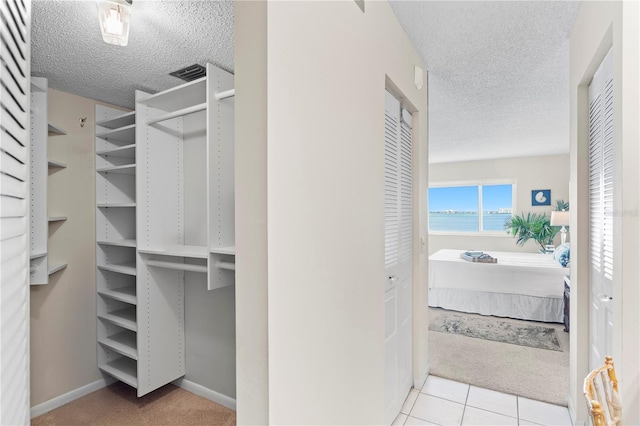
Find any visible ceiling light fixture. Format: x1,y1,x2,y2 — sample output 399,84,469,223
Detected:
97,0,132,46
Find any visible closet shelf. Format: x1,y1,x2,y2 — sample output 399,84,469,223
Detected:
139,77,206,112
96,164,136,175
96,111,135,130
139,244,208,259
99,331,138,360
147,103,206,125
99,357,138,388
146,260,207,273
97,239,137,248
210,246,235,255
48,263,67,275
96,144,136,158
47,159,67,169
48,216,67,222
98,262,137,276
98,286,137,305
98,307,137,331
96,124,135,143
97,203,136,208
30,251,47,260
31,79,47,93
48,123,67,135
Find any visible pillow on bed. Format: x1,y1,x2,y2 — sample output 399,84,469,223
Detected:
553,243,570,267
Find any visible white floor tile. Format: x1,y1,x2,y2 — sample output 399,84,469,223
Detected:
518,397,572,425
401,389,420,414
466,386,518,418
410,394,465,426
393,413,408,425
422,375,470,404
461,406,518,426
404,415,439,425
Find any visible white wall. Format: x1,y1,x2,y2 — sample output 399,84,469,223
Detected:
429,155,569,255
30,89,107,406
235,1,429,424
569,1,640,423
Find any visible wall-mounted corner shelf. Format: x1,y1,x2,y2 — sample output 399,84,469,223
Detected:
48,263,68,275
48,216,68,222
30,251,47,260
96,124,135,143
48,123,67,136
47,159,67,169
97,239,137,248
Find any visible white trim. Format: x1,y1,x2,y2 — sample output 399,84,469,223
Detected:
428,231,513,238
30,379,110,418
172,378,236,411
567,396,586,426
414,364,429,390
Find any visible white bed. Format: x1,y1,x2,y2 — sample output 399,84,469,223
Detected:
428,249,568,323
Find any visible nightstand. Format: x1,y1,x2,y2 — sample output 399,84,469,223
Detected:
563,275,570,332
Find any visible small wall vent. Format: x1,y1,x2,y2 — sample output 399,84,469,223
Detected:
169,64,206,82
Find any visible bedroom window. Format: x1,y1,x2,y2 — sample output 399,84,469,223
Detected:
428,183,514,233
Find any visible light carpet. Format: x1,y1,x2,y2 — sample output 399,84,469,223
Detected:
428,307,569,406
32,382,236,426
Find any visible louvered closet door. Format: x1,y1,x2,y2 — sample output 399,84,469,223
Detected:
384,90,413,425
0,0,31,424
588,47,614,371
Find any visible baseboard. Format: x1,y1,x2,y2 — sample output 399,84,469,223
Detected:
414,364,430,390
172,378,236,411
30,378,110,418
567,396,586,426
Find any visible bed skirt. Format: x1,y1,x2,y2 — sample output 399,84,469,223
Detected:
428,287,564,323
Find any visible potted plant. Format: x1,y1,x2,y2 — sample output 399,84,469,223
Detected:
504,200,568,251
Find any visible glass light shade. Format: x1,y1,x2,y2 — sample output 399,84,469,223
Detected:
97,0,131,46
550,210,570,226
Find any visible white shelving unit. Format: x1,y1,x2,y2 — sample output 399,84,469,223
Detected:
30,77,69,285
95,63,235,397
95,105,140,392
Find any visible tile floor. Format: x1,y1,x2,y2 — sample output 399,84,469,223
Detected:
394,375,572,426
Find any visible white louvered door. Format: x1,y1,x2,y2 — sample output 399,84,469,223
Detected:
0,0,31,423
384,90,413,425
588,48,614,371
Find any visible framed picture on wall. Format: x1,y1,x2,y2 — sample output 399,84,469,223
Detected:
532,189,551,206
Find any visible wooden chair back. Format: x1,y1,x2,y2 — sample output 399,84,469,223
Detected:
583,356,622,426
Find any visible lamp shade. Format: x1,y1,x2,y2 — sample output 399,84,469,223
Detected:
550,210,570,226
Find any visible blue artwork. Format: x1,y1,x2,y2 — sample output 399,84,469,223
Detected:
532,189,551,206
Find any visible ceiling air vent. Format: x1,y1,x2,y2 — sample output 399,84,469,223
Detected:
169,64,206,82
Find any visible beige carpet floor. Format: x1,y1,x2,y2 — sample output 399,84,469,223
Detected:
429,308,569,406
32,382,236,426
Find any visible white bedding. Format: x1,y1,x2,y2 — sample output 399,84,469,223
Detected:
429,249,568,322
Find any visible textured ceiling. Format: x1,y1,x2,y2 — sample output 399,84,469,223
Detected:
31,0,233,109
31,1,579,163
390,1,579,163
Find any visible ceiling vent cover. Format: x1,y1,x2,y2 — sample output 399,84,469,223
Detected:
169,64,206,82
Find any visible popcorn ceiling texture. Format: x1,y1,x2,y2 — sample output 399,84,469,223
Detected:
390,1,579,163
32,1,578,163
31,0,233,109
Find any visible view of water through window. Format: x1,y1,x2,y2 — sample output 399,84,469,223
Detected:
428,184,513,232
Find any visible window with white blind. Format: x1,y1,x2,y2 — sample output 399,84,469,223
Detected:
0,0,31,423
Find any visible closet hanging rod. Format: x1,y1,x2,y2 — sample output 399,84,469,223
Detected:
147,103,207,125
147,259,207,273
216,261,236,271
214,89,235,101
